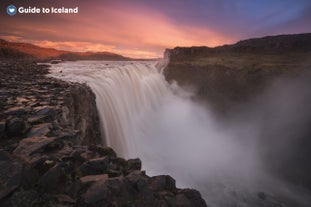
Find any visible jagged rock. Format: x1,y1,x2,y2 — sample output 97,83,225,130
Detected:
81,176,131,206
6,117,30,136
37,164,67,194
4,106,26,115
150,175,176,192
80,174,109,188
33,106,56,117
57,128,78,142
79,156,109,176
27,123,52,137
0,161,23,200
127,158,142,171
53,194,76,205
13,136,56,160
88,145,117,158
177,189,207,207
27,115,50,124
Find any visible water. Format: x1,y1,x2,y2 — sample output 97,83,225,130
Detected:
49,60,311,207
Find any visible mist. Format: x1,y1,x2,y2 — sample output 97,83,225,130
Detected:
49,61,311,207
127,71,311,206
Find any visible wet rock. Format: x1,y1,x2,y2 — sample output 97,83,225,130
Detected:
27,115,50,124
150,175,176,192
81,179,110,205
6,117,30,136
3,190,40,207
81,176,130,205
57,128,78,142
127,158,142,171
88,145,117,158
37,164,67,194
54,194,76,205
80,174,109,188
79,156,109,176
34,106,56,117
0,161,23,200
177,189,207,207
27,123,52,137
13,136,56,160
4,107,26,115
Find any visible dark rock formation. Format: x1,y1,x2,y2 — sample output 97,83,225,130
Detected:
163,33,311,193
0,60,207,207
164,33,311,111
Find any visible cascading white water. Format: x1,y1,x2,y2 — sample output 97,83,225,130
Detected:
49,60,311,207
48,61,171,158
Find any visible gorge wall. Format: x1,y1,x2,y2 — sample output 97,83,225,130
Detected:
164,33,311,111
163,33,311,191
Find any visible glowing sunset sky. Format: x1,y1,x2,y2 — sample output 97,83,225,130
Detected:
1,0,311,58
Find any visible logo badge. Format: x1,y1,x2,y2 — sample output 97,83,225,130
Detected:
7,5,17,16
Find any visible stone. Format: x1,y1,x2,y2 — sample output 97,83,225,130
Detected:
37,164,66,194
175,194,192,206
34,106,55,117
6,117,30,136
27,123,52,137
13,136,56,159
150,175,176,192
88,145,117,158
127,158,142,171
54,194,76,204
4,106,26,115
80,174,109,187
177,189,207,207
27,115,50,124
81,180,110,204
0,161,23,199
79,156,109,176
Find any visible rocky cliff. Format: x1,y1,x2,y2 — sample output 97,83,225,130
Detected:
164,33,311,111
163,33,311,192
0,60,207,206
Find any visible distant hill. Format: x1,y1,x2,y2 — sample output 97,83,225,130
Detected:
0,39,130,61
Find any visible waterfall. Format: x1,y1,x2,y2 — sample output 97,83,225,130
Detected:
49,60,311,207
48,61,171,158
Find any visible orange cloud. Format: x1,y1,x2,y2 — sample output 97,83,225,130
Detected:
0,3,233,58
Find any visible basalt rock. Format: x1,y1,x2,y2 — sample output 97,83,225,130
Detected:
0,60,207,207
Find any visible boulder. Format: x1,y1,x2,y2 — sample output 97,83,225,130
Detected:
4,106,26,115
6,118,30,136
13,136,56,160
150,175,176,192
79,156,109,176
127,158,142,171
177,189,207,207
0,161,23,200
33,106,56,117
27,123,52,137
37,164,66,194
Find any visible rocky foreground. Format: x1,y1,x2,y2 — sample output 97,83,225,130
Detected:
0,60,207,207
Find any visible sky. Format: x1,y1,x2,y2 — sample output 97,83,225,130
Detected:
1,0,311,58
